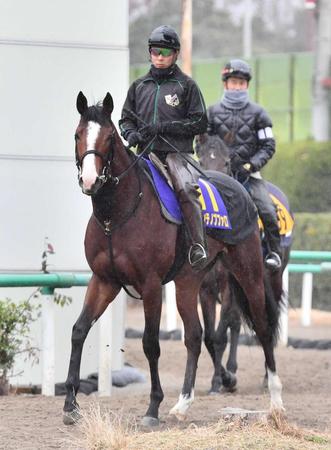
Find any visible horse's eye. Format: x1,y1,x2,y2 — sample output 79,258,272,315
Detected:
74,133,79,141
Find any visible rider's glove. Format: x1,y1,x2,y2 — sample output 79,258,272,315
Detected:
126,131,144,148
236,163,252,182
241,163,252,174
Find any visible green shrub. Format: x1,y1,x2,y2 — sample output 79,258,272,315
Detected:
262,141,331,213
289,212,331,311
0,298,40,393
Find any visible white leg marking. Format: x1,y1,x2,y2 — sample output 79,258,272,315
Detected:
267,368,284,412
169,389,194,420
81,121,101,190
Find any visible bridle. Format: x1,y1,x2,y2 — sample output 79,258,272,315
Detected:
75,128,116,188
75,126,157,189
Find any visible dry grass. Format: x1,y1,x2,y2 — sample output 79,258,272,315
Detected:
63,404,137,450
63,404,331,450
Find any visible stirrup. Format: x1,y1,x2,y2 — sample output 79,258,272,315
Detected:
188,243,208,270
265,252,282,270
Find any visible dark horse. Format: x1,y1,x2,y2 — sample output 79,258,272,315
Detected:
63,92,284,426
196,134,294,394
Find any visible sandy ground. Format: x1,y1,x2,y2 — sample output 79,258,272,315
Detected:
0,306,330,449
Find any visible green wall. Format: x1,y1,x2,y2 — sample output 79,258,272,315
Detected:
130,52,313,143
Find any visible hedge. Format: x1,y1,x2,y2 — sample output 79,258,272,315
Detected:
262,140,331,213
289,212,331,311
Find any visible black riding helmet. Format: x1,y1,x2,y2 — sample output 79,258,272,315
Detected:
148,25,180,50
222,59,252,82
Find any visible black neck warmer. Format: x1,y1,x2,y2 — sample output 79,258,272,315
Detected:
150,64,176,81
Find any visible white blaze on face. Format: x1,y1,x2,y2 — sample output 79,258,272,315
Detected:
81,121,101,190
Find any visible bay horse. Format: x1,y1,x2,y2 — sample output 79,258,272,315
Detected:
196,134,294,393
63,92,284,426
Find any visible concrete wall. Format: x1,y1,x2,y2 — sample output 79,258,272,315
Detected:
0,0,129,386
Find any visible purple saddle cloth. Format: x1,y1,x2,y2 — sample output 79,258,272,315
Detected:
144,158,231,230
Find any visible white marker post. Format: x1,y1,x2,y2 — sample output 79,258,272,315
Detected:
279,268,289,346
41,287,55,396
301,272,313,327
165,281,177,331
98,302,113,396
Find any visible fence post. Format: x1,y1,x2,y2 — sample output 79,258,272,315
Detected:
301,272,313,326
41,287,55,396
279,268,289,346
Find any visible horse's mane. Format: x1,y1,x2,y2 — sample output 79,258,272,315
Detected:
81,103,111,126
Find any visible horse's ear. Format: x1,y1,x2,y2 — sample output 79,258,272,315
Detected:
102,92,114,116
76,91,88,115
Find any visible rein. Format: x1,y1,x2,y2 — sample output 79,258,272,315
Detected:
76,123,157,300
109,135,157,185
128,109,210,180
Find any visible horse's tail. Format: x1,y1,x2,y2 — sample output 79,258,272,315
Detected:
229,272,280,346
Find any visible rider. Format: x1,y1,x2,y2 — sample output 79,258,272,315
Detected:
208,59,282,270
119,25,208,271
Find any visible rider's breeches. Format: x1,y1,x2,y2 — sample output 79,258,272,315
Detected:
165,153,206,246
248,177,281,254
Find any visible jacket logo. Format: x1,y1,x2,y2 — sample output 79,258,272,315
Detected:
165,94,179,107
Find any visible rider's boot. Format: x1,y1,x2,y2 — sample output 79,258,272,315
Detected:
178,187,208,271
264,224,282,271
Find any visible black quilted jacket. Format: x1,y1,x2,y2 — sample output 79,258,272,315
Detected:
207,101,275,171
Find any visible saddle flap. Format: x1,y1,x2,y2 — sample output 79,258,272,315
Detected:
148,152,174,189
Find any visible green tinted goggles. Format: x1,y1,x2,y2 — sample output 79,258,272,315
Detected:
150,47,174,57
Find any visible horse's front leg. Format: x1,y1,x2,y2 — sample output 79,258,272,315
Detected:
169,276,202,420
140,282,164,427
63,275,120,425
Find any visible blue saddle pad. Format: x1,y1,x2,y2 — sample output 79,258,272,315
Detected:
144,158,231,230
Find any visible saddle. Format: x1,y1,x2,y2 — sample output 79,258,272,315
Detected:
140,157,257,245
139,157,258,283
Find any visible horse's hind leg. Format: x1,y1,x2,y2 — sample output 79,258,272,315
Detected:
140,282,164,427
213,270,238,391
225,236,284,412
169,276,202,420
200,268,236,394
63,275,120,425
200,272,223,393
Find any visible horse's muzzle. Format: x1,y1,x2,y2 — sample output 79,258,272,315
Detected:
79,175,106,196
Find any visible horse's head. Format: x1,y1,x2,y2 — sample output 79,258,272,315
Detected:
196,134,230,174
75,91,116,196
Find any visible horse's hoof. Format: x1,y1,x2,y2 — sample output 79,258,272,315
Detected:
208,388,221,396
141,416,160,427
63,409,82,425
168,409,187,421
222,372,237,391
262,375,268,390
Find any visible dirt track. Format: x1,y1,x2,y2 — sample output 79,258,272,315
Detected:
0,307,330,449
